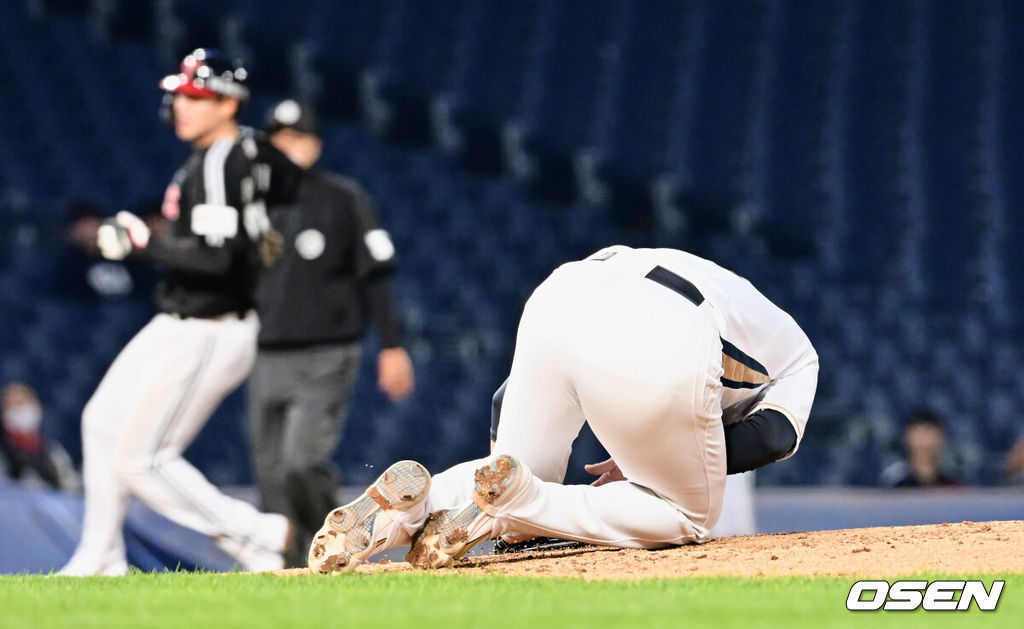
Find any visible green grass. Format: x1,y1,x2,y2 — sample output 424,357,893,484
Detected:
0,571,1018,629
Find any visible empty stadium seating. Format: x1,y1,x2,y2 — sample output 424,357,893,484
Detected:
2,0,1022,488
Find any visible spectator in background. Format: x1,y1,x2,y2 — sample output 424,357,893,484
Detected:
248,100,414,555
882,407,960,488
50,200,159,303
1004,434,1024,483
0,382,78,491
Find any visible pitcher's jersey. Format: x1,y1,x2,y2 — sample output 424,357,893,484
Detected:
582,245,819,458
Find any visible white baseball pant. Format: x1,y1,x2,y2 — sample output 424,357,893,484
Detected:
62,311,289,574
387,259,727,549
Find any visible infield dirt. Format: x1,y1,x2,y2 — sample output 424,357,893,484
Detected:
273,520,1024,580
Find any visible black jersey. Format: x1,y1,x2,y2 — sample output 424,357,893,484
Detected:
255,169,401,348
141,128,299,318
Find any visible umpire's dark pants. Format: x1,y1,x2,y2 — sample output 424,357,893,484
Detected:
247,342,362,539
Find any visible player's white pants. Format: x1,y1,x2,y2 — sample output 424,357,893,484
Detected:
63,312,289,574
389,260,727,550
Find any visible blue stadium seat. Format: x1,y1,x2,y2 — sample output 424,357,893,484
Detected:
360,0,468,143
103,0,156,44
838,0,912,284
663,1,767,232
2,1,1024,487
37,0,89,16
918,1,986,313
223,1,312,95
169,0,235,55
433,0,540,173
305,1,391,119
759,0,838,258
999,0,1024,329
504,0,620,200
575,1,689,224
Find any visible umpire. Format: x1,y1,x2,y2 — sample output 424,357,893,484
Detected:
249,99,415,548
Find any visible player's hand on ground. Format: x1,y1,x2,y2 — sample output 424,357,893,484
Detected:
585,457,625,486
377,347,414,401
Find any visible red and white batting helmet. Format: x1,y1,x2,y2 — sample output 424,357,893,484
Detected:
160,48,249,101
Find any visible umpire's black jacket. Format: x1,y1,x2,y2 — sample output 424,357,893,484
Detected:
255,168,402,349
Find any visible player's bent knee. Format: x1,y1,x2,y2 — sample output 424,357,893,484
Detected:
116,451,177,489
81,386,127,435
115,461,147,490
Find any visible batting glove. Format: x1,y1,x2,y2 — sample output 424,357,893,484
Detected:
115,211,151,249
96,212,151,260
97,220,131,260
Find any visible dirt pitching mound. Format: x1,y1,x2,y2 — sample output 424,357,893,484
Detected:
276,520,1024,581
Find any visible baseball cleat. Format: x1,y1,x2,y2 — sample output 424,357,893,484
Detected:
308,460,431,574
406,454,530,569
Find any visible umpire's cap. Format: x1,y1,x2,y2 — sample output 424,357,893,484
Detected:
160,48,250,101
265,99,319,136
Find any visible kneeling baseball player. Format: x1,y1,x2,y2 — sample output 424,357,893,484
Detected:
305,245,818,572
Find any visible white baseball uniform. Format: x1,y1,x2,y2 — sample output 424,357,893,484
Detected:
59,312,290,575
60,130,298,576
384,246,818,550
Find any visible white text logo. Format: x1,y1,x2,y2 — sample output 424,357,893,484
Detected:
846,580,1004,611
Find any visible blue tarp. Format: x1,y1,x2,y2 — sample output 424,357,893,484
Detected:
0,481,236,574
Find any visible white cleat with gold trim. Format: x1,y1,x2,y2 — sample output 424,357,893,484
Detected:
308,460,431,574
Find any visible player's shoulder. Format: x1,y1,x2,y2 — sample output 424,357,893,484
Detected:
209,130,257,173
651,247,749,281
225,127,274,164
604,246,763,292
222,128,301,180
